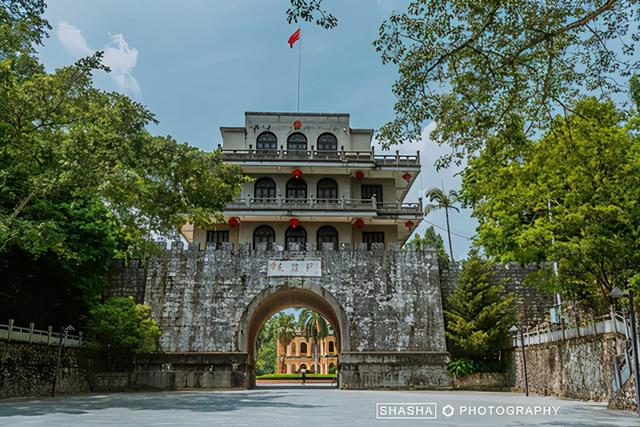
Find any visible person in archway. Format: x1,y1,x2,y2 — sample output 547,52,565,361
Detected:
331,363,339,388
300,366,307,385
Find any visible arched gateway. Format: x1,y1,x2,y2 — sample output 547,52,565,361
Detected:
238,284,350,387
122,242,451,390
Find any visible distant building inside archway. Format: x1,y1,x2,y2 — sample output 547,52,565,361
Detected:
277,335,338,374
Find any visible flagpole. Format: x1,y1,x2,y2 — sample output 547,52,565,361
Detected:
297,28,301,112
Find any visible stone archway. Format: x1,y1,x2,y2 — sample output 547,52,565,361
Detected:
237,283,350,388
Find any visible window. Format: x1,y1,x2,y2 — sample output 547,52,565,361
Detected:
287,132,307,151
317,133,337,151
256,132,277,150
254,177,276,202
361,184,383,202
286,178,307,200
285,226,307,250
317,226,338,250
362,231,385,250
300,342,308,354
328,341,335,353
290,342,296,354
253,225,275,249
317,178,338,200
206,230,229,248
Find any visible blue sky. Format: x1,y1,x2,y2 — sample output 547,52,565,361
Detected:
38,0,476,259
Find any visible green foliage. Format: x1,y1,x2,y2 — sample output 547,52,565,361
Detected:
270,313,297,373
447,358,505,376
255,317,277,375
86,297,161,354
328,365,336,374
290,1,639,168
445,253,516,360
0,1,246,325
461,98,640,308
298,309,330,373
410,226,449,267
286,0,337,29
631,74,640,110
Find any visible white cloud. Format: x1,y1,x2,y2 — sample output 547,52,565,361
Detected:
56,21,140,96
57,21,92,56
103,33,140,95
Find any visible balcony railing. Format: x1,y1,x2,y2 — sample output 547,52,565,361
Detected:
225,196,423,215
221,147,420,167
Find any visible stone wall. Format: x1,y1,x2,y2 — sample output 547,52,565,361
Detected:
113,242,451,389
440,262,553,325
0,341,98,398
507,333,624,402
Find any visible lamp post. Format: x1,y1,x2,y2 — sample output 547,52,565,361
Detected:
610,287,640,417
510,324,529,396
52,325,75,397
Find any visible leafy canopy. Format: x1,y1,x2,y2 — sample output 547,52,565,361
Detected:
461,97,640,308
288,1,640,167
86,296,161,353
410,226,450,267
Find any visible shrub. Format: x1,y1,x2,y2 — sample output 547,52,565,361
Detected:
86,296,161,353
447,358,505,376
445,252,516,360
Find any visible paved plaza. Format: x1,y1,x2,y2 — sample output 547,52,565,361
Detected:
0,385,637,426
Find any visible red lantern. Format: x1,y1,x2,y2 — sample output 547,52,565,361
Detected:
355,170,365,181
354,218,365,229
292,168,303,179
289,218,300,229
228,217,239,227
405,220,415,229
293,120,302,129
402,172,412,182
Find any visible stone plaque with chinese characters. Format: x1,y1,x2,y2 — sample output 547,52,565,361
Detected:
267,259,321,277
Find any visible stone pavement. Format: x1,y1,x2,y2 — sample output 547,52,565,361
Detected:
0,385,637,426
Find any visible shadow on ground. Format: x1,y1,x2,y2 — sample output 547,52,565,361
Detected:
0,390,323,417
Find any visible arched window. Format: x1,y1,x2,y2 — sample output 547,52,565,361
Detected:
291,364,297,373
317,226,338,249
300,342,308,354
328,341,335,353
317,133,337,151
290,342,296,354
317,178,338,200
287,132,307,151
254,177,276,202
256,132,277,150
285,226,307,250
253,225,275,249
286,178,307,200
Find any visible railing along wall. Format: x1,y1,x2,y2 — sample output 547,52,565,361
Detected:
1,319,85,348
225,195,423,214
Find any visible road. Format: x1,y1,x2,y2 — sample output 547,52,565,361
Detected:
0,384,637,426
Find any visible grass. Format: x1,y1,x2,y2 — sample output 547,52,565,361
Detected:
256,373,336,380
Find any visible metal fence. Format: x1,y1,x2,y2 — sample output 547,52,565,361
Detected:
0,320,85,348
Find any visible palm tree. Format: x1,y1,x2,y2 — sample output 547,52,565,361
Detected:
424,187,459,262
298,309,329,373
271,313,297,373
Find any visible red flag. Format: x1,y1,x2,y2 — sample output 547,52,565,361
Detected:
288,28,300,48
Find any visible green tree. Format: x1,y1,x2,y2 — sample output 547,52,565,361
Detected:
0,1,246,324
86,296,161,354
271,313,297,373
298,309,329,373
424,188,459,262
288,1,639,168
461,97,640,308
410,226,449,267
255,318,277,375
445,253,516,360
